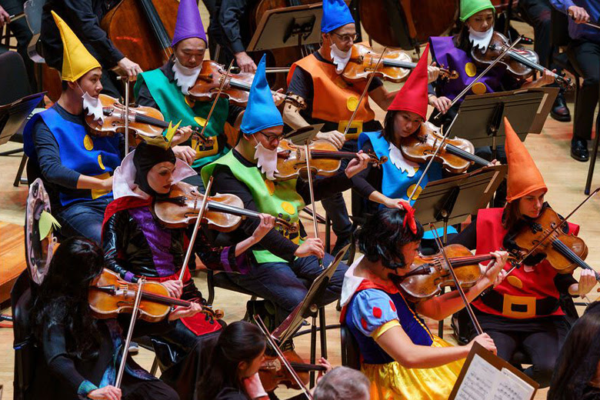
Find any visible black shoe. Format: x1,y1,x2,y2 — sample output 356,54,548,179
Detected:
571,139,589,162
550,93,571,122
332,235,352,261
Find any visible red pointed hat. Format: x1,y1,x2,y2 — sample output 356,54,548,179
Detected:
504,117,547,202
387,43,430,119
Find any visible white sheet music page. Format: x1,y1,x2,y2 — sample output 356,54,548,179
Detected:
454,354,497,400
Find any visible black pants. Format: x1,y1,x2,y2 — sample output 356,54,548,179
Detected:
519,0,560,70
569,40,600,141
121,373,180,400
485,322,569,388
0,0,36,91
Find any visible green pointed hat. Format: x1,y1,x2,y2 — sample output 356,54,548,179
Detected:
460,0,495,22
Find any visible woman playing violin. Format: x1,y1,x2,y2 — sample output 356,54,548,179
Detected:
340,207,507,400
31,237,201,400
101,140,275,400
448,119,597,387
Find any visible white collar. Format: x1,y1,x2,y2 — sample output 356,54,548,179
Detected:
340,256,366,307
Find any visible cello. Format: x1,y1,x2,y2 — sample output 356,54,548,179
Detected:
101,0,178,73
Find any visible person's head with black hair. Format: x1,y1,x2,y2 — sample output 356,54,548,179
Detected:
133,141,177,197
548,301,600,400
313,366,370,400
357,207,424,274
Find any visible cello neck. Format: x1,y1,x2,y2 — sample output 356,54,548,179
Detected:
444,144,491,168
138,0,172,59
551,239,600,281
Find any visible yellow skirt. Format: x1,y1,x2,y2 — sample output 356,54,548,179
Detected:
361,336,464,400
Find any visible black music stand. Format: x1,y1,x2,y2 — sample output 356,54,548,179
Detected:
448,87,558,158
284,123,323,145
0,92,45,149
414,165,508,243
585,80,600,195
247,3,323,52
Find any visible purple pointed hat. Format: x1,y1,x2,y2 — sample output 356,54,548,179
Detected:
172,0,207,47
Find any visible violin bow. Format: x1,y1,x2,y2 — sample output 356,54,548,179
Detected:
504,187,600,276
343,48,388,137
178,177,215,281
116,75,134,155
115,278,145,388
434,36,523,121
253,314,314,400
429,224,484,335
193,61,235,152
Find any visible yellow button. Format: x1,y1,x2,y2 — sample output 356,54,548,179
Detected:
265,179,275,196
281,201,296,215
507,276,523,289
194,116,207,127
407,184,422,199
185,97,196,108
347,96,359,112
465,62,477,77
83,134,94,151
471,82,487,95
98,154,106,170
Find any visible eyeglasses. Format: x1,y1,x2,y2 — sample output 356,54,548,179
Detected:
331,32,358,43
259,131,284,143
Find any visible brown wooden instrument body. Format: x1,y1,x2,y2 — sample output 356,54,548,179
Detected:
101,0,177,73
491,0,520,13
400,125,479,174
359,0,458,49
394,244,486,303
259,349,326,392
514,207,589,274
189,60,256,107
344,43,413,82
471,32,538,80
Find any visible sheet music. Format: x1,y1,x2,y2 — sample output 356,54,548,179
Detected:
454,355,535,400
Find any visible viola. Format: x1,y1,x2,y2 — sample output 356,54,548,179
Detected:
512,206,598,279
89,269,223,323
343,43,459,83
471,31,573,89
400,124,491,174
188,60,279,107
259,349,327,392
153,182,299,235
390,244,514,303
275,139,387,181
85,94,214,148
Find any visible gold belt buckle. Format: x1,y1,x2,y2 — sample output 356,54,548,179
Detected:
502,294,537,319
338,120,363,140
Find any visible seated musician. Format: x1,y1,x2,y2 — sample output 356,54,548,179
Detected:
448,118,597,387
41,0,142,97
102,138,275,400
30,236,201,400
340,206,506,400
201,55,370,330
283,0,439,255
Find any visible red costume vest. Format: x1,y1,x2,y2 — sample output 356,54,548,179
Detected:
472,208,579,319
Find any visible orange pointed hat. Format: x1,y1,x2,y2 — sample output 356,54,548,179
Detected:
504,117,547,202
387,43,430,119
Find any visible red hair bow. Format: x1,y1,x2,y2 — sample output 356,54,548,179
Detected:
398,200,417,234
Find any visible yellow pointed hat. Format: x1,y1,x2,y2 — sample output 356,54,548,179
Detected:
51,11,101,82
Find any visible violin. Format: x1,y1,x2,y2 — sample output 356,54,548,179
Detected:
400,124,491,174
154,182,299,235
390,244,515,303
275,139,387,181
89,269,223,323
188,60,279,107
259,349,327,392
512,206,597,279
471,31,573,89
343,43,459,83
85,94,214,148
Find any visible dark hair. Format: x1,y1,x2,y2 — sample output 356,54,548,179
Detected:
502,199,522,231
382,110,398,145
548,302,600,400
198,321,267,399
452,12,497,52
357,208,423,269
32,237,104,359
313,366,370,400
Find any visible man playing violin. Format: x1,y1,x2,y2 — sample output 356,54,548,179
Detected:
340,206,506,400
449,118,597,387
283,0,441,256
202,55,371,330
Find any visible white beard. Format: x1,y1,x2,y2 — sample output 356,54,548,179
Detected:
172,58,202,95
82,92,104,124
469,26,494,52
388,142,420,177
330,44,352,74
254,141,279,181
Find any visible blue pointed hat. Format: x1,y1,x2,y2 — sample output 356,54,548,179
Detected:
321,0,355,33
240,55,283,135
172,0,207,47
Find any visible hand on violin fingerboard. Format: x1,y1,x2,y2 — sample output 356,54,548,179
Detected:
168,302,202,321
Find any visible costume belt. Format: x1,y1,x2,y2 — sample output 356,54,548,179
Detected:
479,289,560,319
